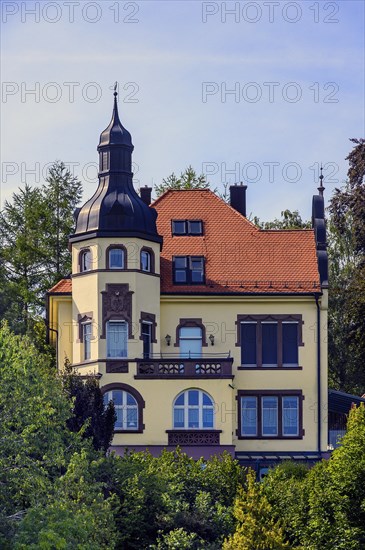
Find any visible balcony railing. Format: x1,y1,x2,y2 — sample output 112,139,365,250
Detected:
136,354,233,378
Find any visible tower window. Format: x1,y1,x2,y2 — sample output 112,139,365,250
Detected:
140,248,154,273
141,250,151,272
80,249,92,272
108,247,125,269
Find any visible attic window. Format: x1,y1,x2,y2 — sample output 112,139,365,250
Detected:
172,220,203,236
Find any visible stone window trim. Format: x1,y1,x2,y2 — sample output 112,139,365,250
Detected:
140,246,155,273
235,314,304,369
101,283,134,339
174,318,208,348
236,390,305,440
139,312,157,343
106,244,128,270
77,312,93,343
78,247,92,273
101,383,145,433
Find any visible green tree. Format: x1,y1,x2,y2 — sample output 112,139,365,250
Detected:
253,209,311,230
40,161,82,291
154,166,211,197
0,161,82,336
0,185,47,333
223,469,289,550
15,450,117,549
301,404,365,549
328,138,365,394
0,323,77,543
62,361,116,453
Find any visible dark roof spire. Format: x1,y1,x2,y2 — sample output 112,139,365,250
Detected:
70,90,162,245
318,164,325,197
98,84,133,149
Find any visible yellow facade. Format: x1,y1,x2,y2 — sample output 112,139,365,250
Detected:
49,264,328,458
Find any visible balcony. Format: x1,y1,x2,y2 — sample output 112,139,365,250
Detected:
135,353,233,379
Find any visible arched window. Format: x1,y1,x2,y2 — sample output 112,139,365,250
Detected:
107,246,126,269
80,249,92,272
104,389,138,430
140,248,154,273
173,389,214,429
106,320,128,358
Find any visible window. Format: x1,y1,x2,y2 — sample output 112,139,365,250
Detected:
106,321,128,358
239,392,302,438
141,250,151,272
173,390,214,429
80,249,92,272
172,220,203,236
179,326,202,358
173,256,205,284
104,389,138,430
83,322,92,360
141,322,152,359
108,247,125,269
238,315,302,368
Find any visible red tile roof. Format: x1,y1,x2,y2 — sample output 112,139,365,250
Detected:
49,190,320,295
153,189,320,294
48,279,72,294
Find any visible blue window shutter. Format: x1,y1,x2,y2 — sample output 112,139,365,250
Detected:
262,323,277,366
282,323,298,365
241,323,256,365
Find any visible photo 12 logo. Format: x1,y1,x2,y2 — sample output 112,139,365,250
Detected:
201,161,339,185
202,81,339,104
1,81,140,104
201,2,340,24
1,2,140,24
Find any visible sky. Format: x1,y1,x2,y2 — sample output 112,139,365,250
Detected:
1,0,364,221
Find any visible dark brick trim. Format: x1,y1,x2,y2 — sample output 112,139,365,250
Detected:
72,269,160,278
77,311,93,343
101,283,134,339
174,318,208,348
140,246,155,273
139,312,157,344
78,247,92,273
236,314,304,368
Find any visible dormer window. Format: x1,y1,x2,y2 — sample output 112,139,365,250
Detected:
173,256,205,284
108,247,125,269
80,249,92,272
172,220,203,236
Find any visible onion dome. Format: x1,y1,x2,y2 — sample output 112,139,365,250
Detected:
70,90,162,245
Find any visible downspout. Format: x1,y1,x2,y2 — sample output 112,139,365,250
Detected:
315,293,321,454
45,293,59,371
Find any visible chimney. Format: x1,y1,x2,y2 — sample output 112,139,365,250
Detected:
230,184,247,217
140,186,152,206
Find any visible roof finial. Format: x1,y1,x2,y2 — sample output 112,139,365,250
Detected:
113,81,118,98
318,164,325,197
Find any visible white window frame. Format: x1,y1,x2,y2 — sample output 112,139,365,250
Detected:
106,320,128,358
82,321,92,360
173,390,214,429
141,250,151,272
104,389,138,430
109,247,124,269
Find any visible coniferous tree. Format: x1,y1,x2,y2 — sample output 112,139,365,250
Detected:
154,166,212,197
